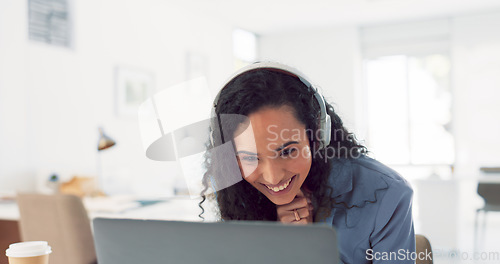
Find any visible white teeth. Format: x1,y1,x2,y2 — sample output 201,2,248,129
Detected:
266,177,293,192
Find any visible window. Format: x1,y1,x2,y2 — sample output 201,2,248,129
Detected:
361,19,454,167
364,53,454,165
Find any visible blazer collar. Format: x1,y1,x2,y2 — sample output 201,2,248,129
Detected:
318,156,390,227
328,157,353,198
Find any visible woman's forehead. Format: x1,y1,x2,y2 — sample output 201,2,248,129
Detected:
233,106,308,150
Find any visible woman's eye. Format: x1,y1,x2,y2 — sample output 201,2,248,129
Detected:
240,156,258,162
280,148,297,157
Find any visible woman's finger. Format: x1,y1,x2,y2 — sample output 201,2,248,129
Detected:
278,210,296,222
277,197,308,212
276,188,314,224
278,207,310,223
296,207,309,220
290,218,308,225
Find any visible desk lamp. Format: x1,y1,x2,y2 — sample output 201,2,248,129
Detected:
96,127,116,194
98,127,116,151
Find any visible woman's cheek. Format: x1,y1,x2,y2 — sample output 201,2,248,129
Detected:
287,151,312,172
243,173,258,183
237,159,259,180
239,164,260,183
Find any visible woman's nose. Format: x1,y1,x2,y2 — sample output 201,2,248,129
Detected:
260,159,285,185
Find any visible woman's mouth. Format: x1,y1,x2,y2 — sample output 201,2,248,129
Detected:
261,175,296,195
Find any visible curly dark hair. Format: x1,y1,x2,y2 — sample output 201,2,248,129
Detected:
198,68,367,221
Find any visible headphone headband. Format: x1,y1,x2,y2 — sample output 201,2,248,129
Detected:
213,62,313,107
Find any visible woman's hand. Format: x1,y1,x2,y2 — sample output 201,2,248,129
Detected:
277,189,314,224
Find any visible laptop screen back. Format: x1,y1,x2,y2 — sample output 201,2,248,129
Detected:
93,217,339,264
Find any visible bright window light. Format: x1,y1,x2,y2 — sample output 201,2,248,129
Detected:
365,53,454,165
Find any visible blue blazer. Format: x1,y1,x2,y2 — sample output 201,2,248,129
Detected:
317,155,416,263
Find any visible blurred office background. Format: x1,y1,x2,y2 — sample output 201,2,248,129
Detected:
1,0,500,262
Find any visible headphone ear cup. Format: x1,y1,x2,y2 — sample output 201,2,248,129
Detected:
317,116,331,150
209,130,215,147
323,115,331,148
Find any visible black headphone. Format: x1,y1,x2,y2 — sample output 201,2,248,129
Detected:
210,62,331,150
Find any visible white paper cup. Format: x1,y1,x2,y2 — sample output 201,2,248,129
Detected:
5,241,52,264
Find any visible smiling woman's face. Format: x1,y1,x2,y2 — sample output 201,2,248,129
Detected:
233,105,312,205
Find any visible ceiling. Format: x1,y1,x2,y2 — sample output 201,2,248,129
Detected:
179,0,500,35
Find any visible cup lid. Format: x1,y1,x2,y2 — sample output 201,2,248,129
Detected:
5,241,52,258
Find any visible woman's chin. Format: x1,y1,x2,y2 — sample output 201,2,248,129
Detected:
264,193,295,205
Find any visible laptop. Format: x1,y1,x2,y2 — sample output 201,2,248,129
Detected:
93,218,339,264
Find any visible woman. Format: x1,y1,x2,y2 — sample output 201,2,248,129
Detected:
200,62,416,263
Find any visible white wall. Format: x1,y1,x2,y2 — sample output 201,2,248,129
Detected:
0,0,235,195
0,0,32,191
451,11,500,252
452,12,500,176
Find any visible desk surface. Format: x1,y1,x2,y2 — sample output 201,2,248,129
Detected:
0,195,204,222
0,202,19,221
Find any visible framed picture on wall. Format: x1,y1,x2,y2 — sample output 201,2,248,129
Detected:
115,66,155,117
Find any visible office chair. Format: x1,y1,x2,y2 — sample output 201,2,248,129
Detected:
474,182,500,251
16,193,97,264
416,234,433,264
